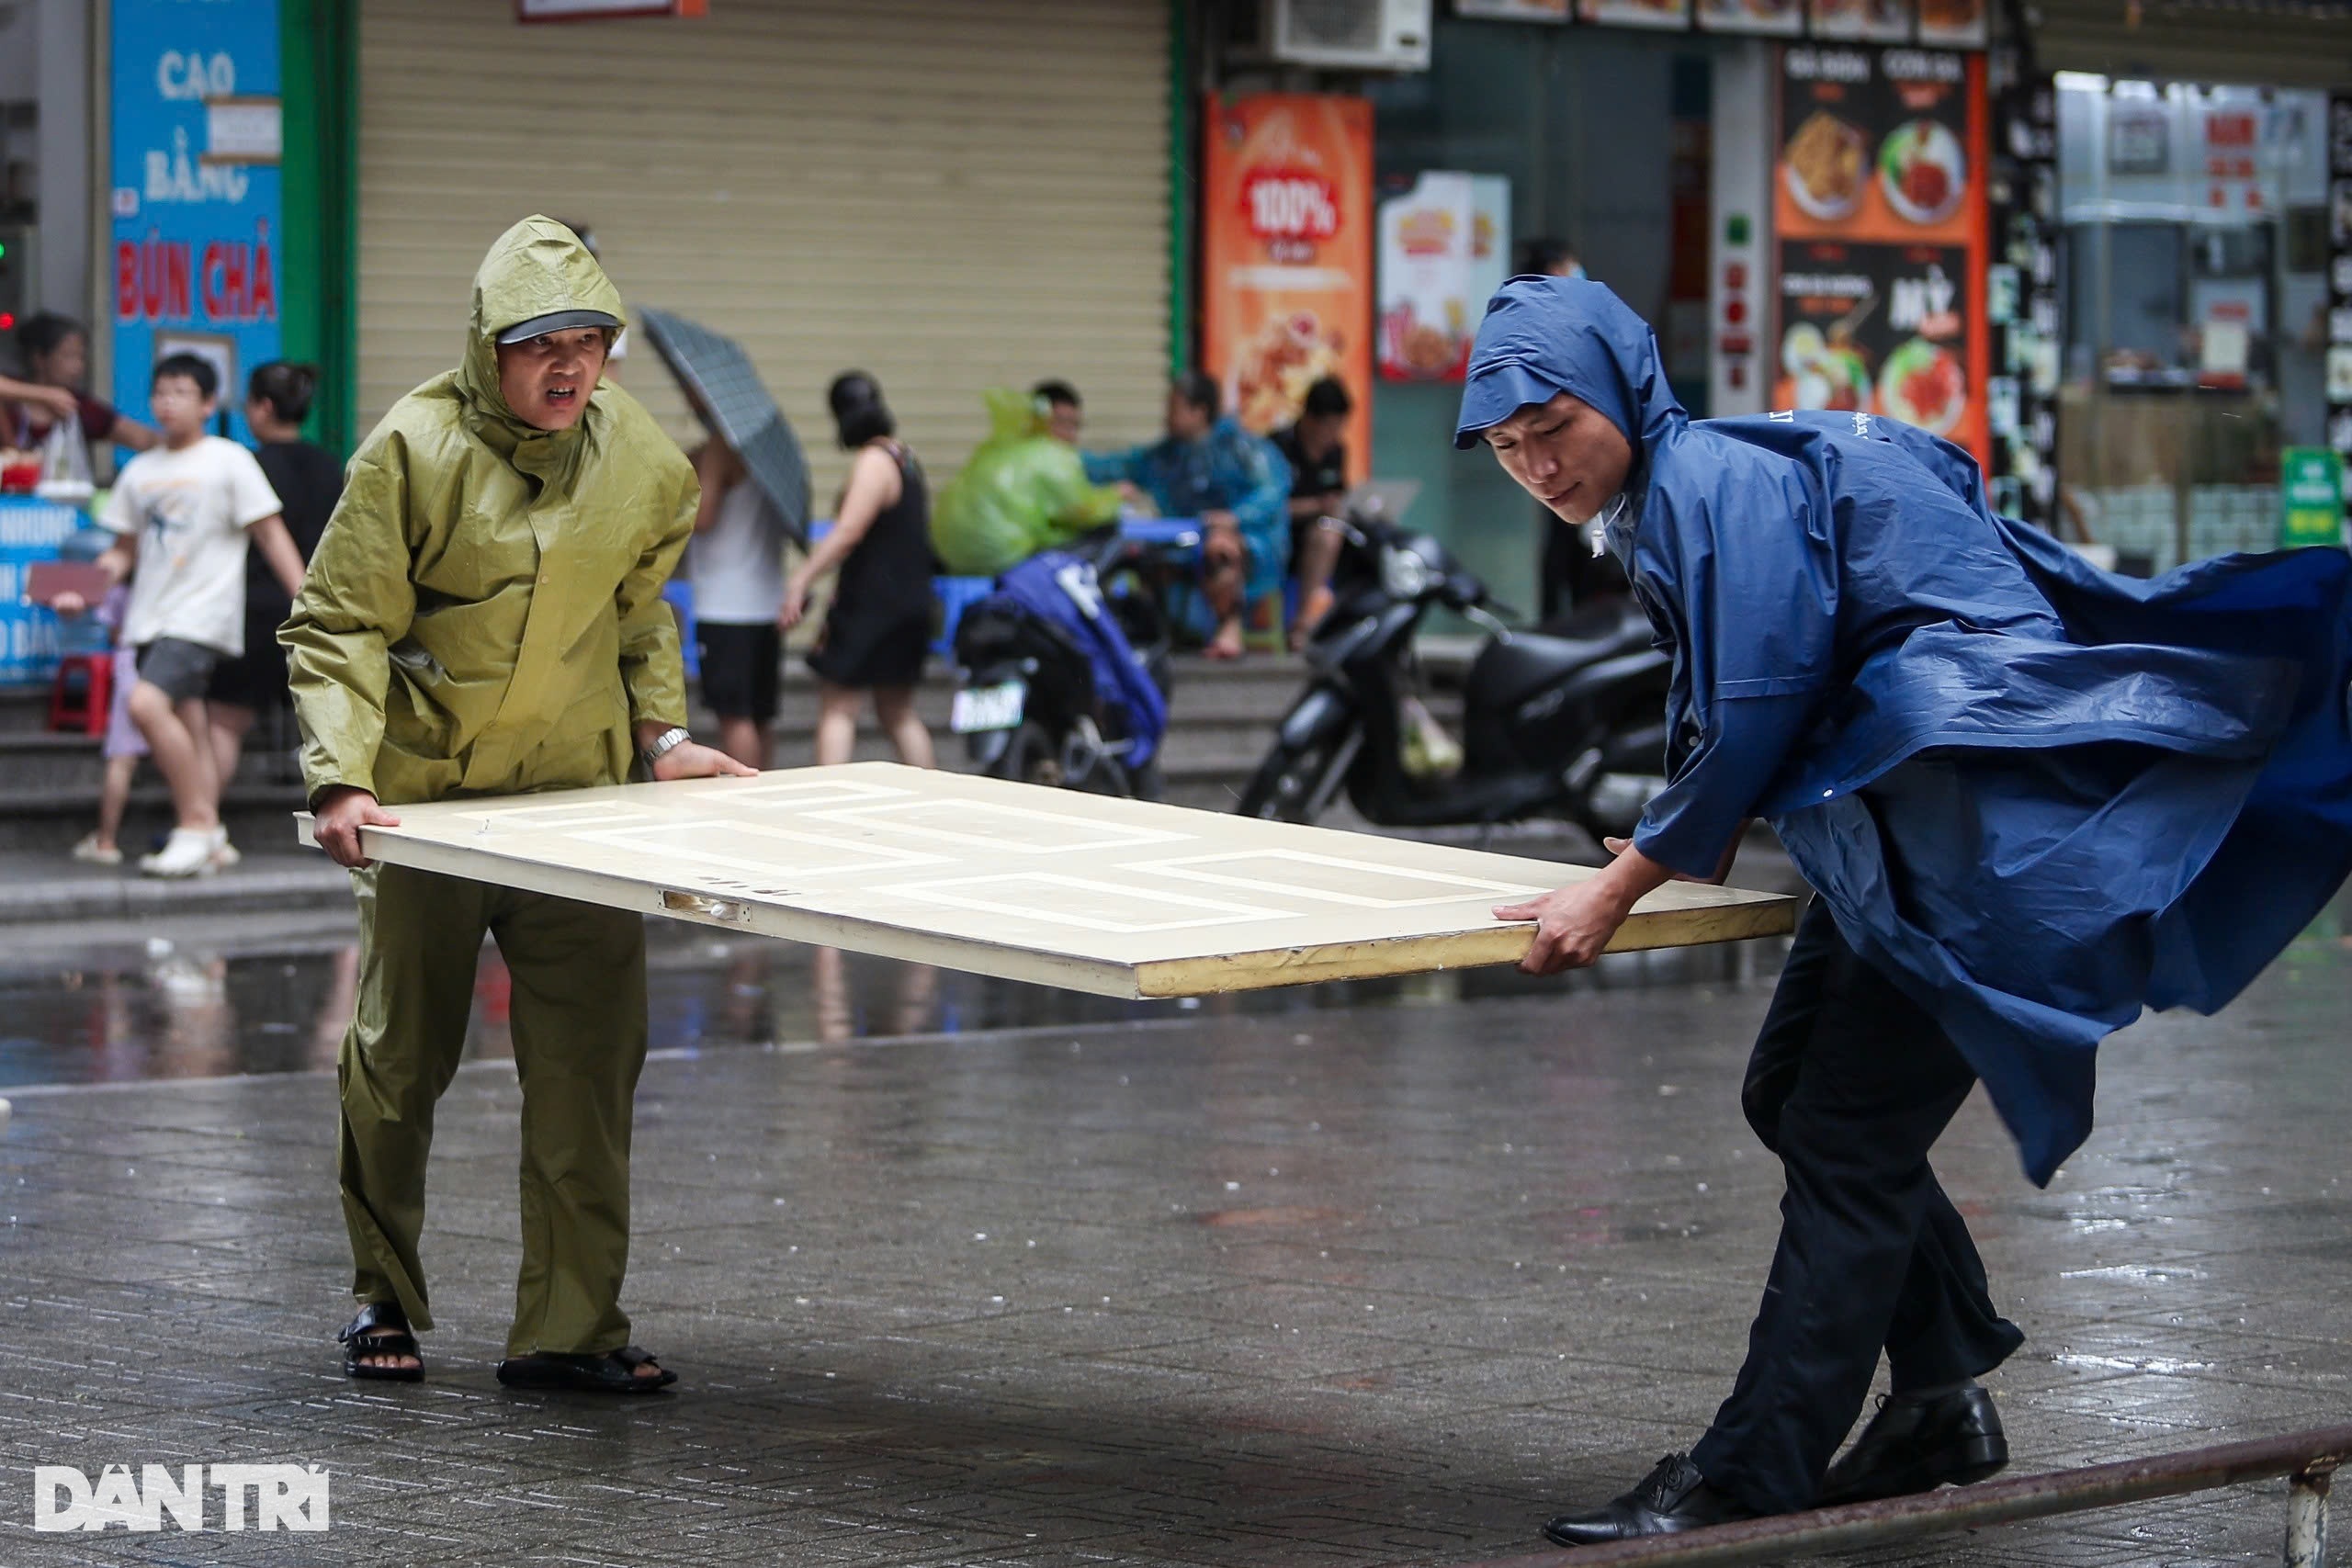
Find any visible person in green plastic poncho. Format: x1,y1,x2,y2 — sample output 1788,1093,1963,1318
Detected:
930,386,1123,578
282,216,752,1393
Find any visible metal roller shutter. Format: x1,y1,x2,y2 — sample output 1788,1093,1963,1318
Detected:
356,0,1170,499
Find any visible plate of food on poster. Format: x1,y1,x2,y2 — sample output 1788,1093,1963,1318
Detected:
1785,109,1870,221
1231,310,1350,432
1882,335,1967,433
1881,118,1967,224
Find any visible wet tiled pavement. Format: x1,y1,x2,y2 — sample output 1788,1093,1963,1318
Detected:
2,901,2349,1564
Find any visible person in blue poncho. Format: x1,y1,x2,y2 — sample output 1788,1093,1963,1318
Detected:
1085,370,1291,659
1454,276,2352,1544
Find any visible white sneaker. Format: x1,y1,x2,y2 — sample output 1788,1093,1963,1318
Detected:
141,826,222,879
71,832,123,866
210,829,241,870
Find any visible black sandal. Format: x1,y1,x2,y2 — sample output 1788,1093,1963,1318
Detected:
495,1345,677,1394
337,1302,424,1382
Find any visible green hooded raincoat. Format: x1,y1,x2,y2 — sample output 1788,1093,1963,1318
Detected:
284,217,692,1358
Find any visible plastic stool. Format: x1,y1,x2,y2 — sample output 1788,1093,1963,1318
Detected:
49,652,111,737
661,579,700,682
933,576,995,656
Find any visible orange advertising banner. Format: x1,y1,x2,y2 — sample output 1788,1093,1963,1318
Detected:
1199,93,1375,483
1771,46,1990,465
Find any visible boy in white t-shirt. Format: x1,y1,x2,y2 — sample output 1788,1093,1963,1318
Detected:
91,354,307,877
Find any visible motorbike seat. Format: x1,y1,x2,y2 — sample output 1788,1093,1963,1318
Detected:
1469,609,1656,713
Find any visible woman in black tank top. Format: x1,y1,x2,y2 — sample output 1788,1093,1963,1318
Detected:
780,372,937,767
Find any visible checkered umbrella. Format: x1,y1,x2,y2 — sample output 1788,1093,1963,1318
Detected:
635,305,812,546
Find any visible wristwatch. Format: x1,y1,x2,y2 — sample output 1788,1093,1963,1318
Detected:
638,726,693,772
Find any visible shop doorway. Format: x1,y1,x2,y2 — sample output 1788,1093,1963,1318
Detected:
1365,17,1724,621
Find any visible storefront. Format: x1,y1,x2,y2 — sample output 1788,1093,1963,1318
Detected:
2052,75,2346,571
1200,0,1997,616
351,0,1177,502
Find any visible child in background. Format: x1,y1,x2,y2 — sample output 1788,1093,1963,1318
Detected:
68,582,151,866
89,354,306,877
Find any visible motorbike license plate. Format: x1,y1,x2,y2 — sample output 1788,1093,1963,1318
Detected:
950,680,1026,734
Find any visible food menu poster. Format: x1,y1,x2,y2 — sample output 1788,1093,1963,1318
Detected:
1200,93,1374,482
1773,45,1990,462
1376,171,1510,383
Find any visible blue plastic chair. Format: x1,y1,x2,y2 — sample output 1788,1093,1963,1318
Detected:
661,579,700,682
933,576,994,656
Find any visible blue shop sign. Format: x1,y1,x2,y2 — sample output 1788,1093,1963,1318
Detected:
109,0,284,446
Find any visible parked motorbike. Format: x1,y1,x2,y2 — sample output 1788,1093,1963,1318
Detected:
1238,514,1670,838
948,525,1190,797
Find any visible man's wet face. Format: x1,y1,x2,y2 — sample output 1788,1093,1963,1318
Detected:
495,328,609,430
1483,392,1633,525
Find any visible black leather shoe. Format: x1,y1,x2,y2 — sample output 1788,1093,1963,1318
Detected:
1543,1453,1758,1547
1815,1382,2008,1506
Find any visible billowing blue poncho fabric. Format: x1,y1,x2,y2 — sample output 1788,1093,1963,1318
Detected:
1457,276,2352,1186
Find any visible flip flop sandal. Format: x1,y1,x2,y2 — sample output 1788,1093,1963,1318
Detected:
337,1301,424,1382
494,1346,677,1394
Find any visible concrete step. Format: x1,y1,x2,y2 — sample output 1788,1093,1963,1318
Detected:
2,654,1321,733
0,780,312,855
0,686,53,735
0,728,303,794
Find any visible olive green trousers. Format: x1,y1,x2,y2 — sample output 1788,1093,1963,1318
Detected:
338,863,649,1358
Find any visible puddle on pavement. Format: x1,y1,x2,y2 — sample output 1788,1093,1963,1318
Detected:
0,905,1795,1089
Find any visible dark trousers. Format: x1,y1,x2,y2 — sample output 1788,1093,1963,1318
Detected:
1690,901,2025,1514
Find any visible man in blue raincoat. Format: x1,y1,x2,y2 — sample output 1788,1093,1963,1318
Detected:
1455,276,2352,1544
1085,370,1290,659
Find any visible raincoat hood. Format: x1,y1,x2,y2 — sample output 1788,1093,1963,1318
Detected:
455,215,628,455
1453,276,1687,457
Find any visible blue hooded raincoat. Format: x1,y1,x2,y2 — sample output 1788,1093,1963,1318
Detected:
1457,276,2352,1187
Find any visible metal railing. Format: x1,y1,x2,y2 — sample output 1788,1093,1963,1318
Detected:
1424,1425,2352,1568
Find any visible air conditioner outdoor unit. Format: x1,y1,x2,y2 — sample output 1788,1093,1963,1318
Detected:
1266,0,1432,71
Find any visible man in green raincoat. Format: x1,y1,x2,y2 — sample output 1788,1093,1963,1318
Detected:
283,216,752,1393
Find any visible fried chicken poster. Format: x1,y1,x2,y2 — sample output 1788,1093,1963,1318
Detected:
1200,94,1374,481
1773,46,1990,463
